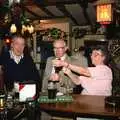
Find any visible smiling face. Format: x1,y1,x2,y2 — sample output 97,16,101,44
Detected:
91,49,105,66
53,40,68,58
11,36,25,56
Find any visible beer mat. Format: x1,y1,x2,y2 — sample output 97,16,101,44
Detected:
38,95,73,103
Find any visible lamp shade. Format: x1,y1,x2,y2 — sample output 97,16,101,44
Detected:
97,4,112,24
10,24,17,33
28,25,34,34
9,0,21,6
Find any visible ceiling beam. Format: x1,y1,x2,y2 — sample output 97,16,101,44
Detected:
34,3,55,17
78,0,92,25
22,1,41,18
23,5,66,20
56,5,79,25
33,0,97,6
24,1,55,18
38,6,55,17
23,6,41,18
23,0,35,6
29,16,67,20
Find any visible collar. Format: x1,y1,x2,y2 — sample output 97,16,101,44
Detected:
56,54,67,60
9,50,23,64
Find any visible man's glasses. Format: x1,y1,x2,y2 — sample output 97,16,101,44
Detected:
53,47,65,50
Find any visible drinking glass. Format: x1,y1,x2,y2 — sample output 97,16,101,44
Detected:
47,81,57,99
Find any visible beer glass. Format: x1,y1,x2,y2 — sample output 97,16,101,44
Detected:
48,81,57,99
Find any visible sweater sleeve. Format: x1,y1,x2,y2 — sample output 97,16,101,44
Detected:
29,56,40,80
26,55,41,90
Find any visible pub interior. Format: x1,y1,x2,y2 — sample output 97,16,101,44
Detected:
0,0,120,120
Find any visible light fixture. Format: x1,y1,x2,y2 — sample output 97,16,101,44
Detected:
97,4,112,24
21,25,27,34
21,24,34,34
28,25,34,34
9,0,34,35
10,23,34,34
96,0,114,25
9,0,20,6
10,24,17,33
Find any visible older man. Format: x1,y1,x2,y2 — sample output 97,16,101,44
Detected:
0,35,40,91
42,39,82,95
41,39,84,120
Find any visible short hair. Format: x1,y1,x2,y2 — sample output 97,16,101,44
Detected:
11,34,25,42
53,39,67,47
91,45,109,65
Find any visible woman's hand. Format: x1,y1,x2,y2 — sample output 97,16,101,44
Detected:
50,73,60,81
63,67,80,85
62,67,72,76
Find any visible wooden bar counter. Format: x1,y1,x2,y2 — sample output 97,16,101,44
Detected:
40,94,120,119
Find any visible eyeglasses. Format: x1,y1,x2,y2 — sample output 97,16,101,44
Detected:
91,52,103,57
53,47,65,50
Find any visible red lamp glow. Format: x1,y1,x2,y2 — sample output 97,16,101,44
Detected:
5,38,11,44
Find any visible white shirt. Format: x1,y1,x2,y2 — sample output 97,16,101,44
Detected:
9,50,23,64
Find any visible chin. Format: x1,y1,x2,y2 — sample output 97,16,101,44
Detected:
16,53,22,56
56,55,62,58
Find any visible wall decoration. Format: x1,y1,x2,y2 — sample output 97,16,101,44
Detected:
48,27,67,40
37,27,67,41
48,28,61,40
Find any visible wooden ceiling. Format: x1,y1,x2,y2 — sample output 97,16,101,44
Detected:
22,0,98,26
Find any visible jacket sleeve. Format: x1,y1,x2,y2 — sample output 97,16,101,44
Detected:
41,57,52,93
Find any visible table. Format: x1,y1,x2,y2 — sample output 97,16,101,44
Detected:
40,94,120,119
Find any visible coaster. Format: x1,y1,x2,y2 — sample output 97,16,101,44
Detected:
38,95,73,103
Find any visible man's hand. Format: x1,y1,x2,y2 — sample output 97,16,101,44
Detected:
52,59,68,67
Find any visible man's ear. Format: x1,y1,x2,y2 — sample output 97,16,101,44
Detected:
65,46,68,51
